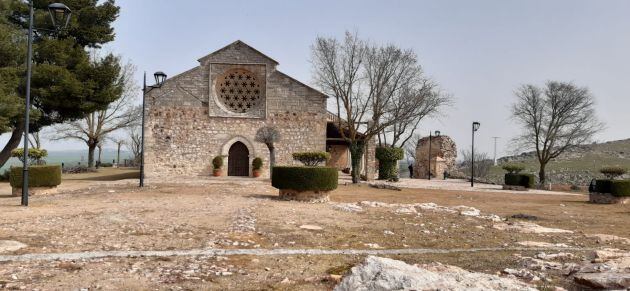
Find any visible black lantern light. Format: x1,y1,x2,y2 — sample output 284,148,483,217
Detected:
435,130,441,137
154,71,167,87
48,3,72,29
473,122,481,132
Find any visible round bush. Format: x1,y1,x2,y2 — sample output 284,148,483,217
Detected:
252,157,263,170
600,166,627,179
595,179,613,194
502,164,525,174
9,165,62,188
292,152,330,166
271,166,338,192
375,147,404,180
212,156,224,169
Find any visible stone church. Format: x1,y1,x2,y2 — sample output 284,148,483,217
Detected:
144,40,375,179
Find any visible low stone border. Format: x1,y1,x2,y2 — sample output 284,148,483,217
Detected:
502,185,528,191
589,192,629,204
279,189,330,203
11,186,58,197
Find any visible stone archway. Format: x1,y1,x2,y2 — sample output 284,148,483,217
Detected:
228,141,249,176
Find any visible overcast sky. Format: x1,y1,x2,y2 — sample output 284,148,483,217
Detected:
3,0,629,158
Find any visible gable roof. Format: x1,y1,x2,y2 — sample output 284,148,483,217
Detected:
197,40,280,65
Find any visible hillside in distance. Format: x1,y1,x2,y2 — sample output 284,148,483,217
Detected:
490,138,630,185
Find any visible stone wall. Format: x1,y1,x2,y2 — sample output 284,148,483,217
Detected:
414,135,457,179
144,41,328,178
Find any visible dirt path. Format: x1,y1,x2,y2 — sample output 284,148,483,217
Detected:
0,246,596,262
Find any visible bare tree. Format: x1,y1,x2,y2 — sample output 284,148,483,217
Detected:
459,149,492,179
381,83,451,148
53,61,140,168
511,81,603,184
255,126,281,168
108,136,125,166
28,132,41,149
404,134,421,164
312,31,437,183
126,125,142,166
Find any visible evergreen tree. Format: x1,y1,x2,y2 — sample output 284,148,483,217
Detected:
0,0,121,167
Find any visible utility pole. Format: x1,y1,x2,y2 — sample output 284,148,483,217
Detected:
492,137,500,166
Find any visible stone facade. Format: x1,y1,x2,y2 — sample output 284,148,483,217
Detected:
414,135,457,179
144,41,328,178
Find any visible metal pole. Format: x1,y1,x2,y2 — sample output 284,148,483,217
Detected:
428,132,432,180
21,0,34,207
492,137,499,166
140,72,146,187
471,124,475,187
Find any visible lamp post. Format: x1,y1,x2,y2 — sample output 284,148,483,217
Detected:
471,121,481,187
427,130,440,180
21,2,72,207
139,71,167,187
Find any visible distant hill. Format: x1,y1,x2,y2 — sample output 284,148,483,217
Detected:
488,139,630,185
0,149,132,172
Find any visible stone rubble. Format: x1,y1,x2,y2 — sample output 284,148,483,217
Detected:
0,241,27,253
330,201,503,222
334,256,537,291
493,221,573,234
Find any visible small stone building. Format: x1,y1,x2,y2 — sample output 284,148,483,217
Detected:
144,40,375,179
414,135,457,179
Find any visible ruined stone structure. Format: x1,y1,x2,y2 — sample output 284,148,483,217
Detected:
414,135,457,179
144,40,375,179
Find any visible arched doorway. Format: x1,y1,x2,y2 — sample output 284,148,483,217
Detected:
228,141,249,176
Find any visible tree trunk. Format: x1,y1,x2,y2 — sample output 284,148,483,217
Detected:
0,124,25,168
87,143,96,168
117,144,121,165
538,162,547,187
268,146,276,168
349,141,365,184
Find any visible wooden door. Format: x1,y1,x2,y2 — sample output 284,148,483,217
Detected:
228,142,249,176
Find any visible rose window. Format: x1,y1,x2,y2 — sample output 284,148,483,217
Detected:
216,69,262,113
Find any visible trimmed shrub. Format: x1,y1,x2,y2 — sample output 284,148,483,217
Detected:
505,173,535,188
600,166,627,179
595,179,630,197
0,169,10,182
99,162,113,167
9,165,62,188
610,180,630,197
375,147,404,180
595,179,613,194
271,166,338,192
252,157,263,170
212,156,224,169
11,148,48,165
502,164,525,174
292,152,330,166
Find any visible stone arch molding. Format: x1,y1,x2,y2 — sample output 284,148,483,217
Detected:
221,136,256,158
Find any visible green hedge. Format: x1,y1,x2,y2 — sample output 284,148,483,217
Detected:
596,179,630,197
505,173,535,188
9,165,62,188
376,147,404,180
271,166,338,192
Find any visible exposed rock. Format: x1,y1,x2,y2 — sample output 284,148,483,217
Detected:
368,183,402,191
0,240,27,253
299,225,323,231
586,234,630,244
335,256,537,291
494,222,573,234
517,241,571,248
455,205,481,217
573,272,630,289
502,268,541,281
331,203,364,213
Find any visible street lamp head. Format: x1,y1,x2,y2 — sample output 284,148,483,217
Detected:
435,130,441,137
48,3,72,30
473,121,481,132
154,71,167,87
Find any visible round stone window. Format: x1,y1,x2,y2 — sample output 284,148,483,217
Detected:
216,69,262,113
